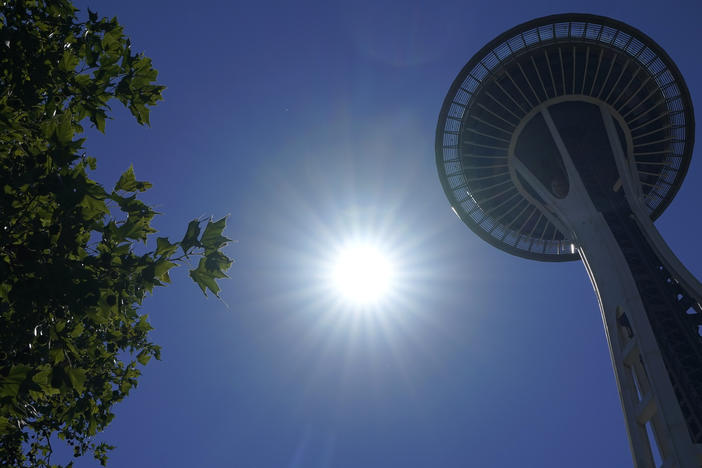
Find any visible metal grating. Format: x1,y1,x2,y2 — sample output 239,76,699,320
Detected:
436,13,695,261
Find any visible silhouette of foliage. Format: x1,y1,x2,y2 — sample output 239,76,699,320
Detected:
0,1,233,465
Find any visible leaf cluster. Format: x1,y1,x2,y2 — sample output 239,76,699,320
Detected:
0,1,233,466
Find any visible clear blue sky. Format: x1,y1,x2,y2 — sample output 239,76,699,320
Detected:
64,1,702,467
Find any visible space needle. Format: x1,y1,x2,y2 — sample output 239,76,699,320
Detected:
435,13,701,467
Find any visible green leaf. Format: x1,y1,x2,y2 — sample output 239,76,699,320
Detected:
56,112,74,144
200,216,231,253
136,350,151,365
66,368,87,393
189,257,227,297
0,417,11,433
155,237,178,257
101,26,122,50
114,166,136,191
75,73,92,88
80,194,109,219
113,242,131,256
130,102,150,126
59,50,80,72
135,314,153,334
153,259,176,283
32,366,53,388
118,215,156,241
180,220,201,253
93,109,107,133
0,283,11,300
70,323,85,338
114,165,152,192
49,348,65,365
204,250,233,275
0,365,32,398
96,290,118,318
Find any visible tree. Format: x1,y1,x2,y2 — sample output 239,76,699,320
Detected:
0,1,233,465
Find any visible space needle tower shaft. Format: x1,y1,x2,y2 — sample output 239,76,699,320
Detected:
435,14,702,467
515,98,702,467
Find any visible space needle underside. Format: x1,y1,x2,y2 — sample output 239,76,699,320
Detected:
435,14,702,468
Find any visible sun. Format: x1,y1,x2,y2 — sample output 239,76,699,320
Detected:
331,243,396,306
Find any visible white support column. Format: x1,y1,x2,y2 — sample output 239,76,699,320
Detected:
512,106,702,468
577,219,696,468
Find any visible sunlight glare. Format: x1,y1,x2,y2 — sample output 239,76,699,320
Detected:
332,243,395,305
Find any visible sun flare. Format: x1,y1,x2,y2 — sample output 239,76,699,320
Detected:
331,243,395,305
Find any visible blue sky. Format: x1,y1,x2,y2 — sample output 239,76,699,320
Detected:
64,1,702,467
